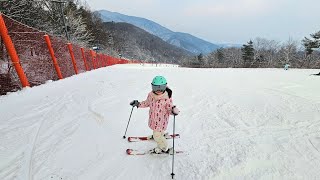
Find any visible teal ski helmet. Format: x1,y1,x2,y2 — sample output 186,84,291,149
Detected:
151,76,167,92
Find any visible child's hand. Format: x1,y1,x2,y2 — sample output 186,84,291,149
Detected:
130,100,140,107
172,106,180,116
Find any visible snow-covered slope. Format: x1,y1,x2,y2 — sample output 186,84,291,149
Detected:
1,64,320,180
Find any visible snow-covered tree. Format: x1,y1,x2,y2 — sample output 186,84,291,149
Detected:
0,0,44,28
65,9,93,46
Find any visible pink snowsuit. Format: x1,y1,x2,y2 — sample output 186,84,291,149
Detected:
138,90,174,132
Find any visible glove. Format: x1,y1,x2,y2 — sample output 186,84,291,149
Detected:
130,100,140,107
172,106,180,116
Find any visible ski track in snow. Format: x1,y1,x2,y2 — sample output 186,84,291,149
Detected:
0,65,320,180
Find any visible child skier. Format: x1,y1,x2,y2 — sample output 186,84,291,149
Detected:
130,76,180,154
284,63,290,70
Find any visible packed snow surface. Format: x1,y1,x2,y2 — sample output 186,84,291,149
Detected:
1,64,320,180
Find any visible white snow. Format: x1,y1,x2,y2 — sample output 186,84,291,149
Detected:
0,64,320,180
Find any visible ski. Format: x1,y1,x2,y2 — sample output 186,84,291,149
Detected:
127,133,180,142
126,148,183,155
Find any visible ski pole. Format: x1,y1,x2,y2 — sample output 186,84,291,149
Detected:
171,115,176,179
123,106,134,139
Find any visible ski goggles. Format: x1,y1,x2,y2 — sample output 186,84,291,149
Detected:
151,84,167,92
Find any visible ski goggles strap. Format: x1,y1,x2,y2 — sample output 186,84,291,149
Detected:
151,84,167,92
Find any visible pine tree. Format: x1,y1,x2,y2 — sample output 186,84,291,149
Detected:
215,48,224,63
302,31,320,56
197,53,204,67
303,31,320,74
241,40,255,68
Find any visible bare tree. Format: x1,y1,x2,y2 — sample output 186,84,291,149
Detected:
253,37,280,67
224,47,242,67
205,47,242,68
278,38,298,67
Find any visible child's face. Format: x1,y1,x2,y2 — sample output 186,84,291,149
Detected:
155,90,164,95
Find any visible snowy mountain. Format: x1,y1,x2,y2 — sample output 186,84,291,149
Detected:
102,22,192,63
1,64,320,179
98,10,220,55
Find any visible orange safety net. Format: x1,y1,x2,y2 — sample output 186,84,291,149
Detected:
0,14,139,96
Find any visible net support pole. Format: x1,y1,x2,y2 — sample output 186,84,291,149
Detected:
67,43,78,74
80,48,89,71
0,14,29,87
44,35,63,79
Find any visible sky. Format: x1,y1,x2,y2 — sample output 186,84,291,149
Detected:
85,0,320,44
